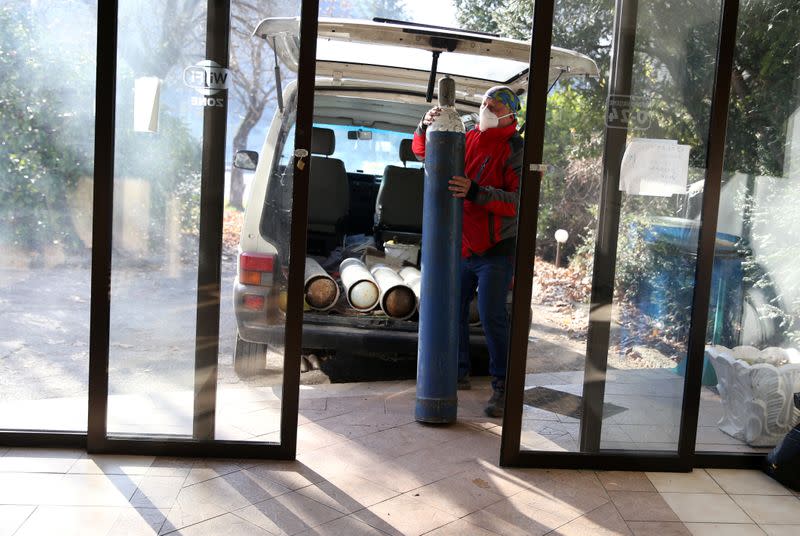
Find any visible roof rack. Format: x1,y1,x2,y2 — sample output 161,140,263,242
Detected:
371,17,501,38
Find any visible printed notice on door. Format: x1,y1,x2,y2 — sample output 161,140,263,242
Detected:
619,138,691,196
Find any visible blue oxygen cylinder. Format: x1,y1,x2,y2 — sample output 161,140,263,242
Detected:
415,77,465,424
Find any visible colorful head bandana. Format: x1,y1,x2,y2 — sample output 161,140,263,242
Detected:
484,85,521,112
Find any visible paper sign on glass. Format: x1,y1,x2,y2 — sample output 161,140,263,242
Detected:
133,77,161,133
619,138,691,196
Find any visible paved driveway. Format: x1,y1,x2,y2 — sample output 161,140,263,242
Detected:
0,259,241,402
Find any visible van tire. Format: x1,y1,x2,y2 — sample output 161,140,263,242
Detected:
234,333,267,378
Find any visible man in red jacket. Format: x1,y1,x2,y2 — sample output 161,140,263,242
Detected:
412,85,523,418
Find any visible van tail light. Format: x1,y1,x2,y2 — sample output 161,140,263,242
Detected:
239,252,276,286
242,294,265,311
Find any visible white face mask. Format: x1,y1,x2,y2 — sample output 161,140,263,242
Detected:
478,106,513,131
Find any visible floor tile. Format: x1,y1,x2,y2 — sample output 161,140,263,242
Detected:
596,471,657,492
183,458,247,486
445,462,531,497
760,525,800,536
296,440,388,480
626,521,691,536
129,476,187,509
0,505,35,536
731,495,800,524
514,482,610,520
295,473,399,514
164,470,291,530
352,421,457,459
424,518,500,535
463,493,584,536
293,514,392,535
355,494,459,536
506,468,609,500
706,469,793,495
234,491,345,535
547,502,632,535
314,410,415,441
684,523,766,536
144,457,194,477
68,454,155,476
661,493,751,523
47,474,142,507
0,473,65,504
406,469,507,517
244,460,327,491
161,512,271,535
293,421,353,453
0,448,82,473
108,507,168,535
645,470,724,493
608,491,680,522
14,506,124,536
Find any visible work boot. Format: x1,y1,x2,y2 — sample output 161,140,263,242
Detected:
484,378,506,418
457,376,472,390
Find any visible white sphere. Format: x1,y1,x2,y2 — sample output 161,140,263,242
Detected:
555,229,569,243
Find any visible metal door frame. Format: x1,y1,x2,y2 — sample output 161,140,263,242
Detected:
0,0,319,459
500,0,762,470
85,0,320,459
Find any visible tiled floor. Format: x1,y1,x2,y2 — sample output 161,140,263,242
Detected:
519,369,772,454
1,379,798,535
0,368,770,455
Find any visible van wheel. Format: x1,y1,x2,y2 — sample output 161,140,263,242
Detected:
234,333,267,379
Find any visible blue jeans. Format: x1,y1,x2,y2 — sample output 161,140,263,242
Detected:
458,255,514,383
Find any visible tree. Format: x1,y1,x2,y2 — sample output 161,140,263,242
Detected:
226,0,409,209
227,0,294,210
455,0,800,347
0,2,96,259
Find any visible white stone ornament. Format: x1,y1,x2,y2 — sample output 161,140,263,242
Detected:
706,345,800,446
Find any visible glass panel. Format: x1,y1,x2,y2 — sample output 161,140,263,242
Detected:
696,0,800,454
106,0,208,437
518,0,724,453
215,0,300,442
521,0,612,452
599,0,722,453
0,1,97,432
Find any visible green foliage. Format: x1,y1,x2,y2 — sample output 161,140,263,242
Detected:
457,0,800,347
0,2,95,255
319,0,408,19
737,177,800,346
726,0,799,177
0,1,204,264
453,0,501,35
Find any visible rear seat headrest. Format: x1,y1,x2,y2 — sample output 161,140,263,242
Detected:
311,127,336,156
399,139,416,164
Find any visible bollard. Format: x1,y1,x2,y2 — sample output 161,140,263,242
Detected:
415,76,465,424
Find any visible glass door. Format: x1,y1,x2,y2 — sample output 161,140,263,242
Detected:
87,0,320,457
501,0,740,468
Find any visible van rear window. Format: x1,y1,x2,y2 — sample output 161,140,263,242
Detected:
315,123,422,175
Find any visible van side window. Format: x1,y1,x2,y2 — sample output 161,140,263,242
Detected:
278,125,296,168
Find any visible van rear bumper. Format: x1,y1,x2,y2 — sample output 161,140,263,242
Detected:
237,309,488,357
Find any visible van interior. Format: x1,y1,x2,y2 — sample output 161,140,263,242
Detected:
305,92,475,255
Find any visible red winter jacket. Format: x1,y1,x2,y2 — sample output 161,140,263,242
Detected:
412,121,523,257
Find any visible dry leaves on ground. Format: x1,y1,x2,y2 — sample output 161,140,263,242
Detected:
222,208,243,256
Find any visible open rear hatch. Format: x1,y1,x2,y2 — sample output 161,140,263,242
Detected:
254,17,600,105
